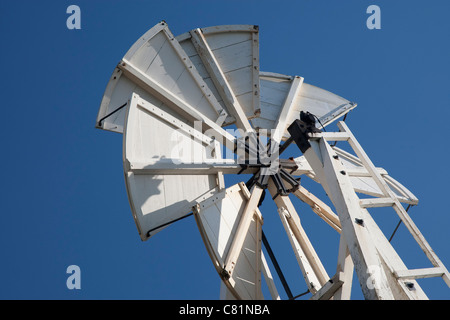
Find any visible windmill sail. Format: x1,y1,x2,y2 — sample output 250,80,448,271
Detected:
176,25,260,126
194,182,263,299
123,93,224,240
96,21,450,300
96,21,226,133
252,72,356,141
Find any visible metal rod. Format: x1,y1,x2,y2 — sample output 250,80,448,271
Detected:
290,289,310,300
279,136,294,155
147,212,194,237
261,230,294,299
97,102,128,126
389,204,411,242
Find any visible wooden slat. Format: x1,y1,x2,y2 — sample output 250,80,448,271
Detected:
337,121,450,286
310,272,345,300
363,208,428,299
395,267,445,280
190,28,252,132
120,62,236,148
359,197,395,208
346,167,388,177
333,146,418,205
268,180,330,290
98,21,233,133
123,94,222,240
293,186,341,233
272,76,303,142
224,186,264,278
128,161,255,175
278,207,321,294
334,235,354,299
194,183,263,300
309,132,351,141
260,252,281,300
299,135,395,300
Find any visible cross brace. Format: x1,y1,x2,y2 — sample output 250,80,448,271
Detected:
287,118,450,300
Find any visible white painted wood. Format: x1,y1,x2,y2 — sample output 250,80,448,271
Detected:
302,138,395,300
346,167,388,177
277,207,321,294
271,76,304,143
268,180,330,292
97,21,450,301
119,59,237,149
123,94,222,240
310,272,345,300
176,25,260,123
293,186,341,233
395,267,445,280
334,234,354,299
189,28,252,132
309,132,350,141
252,72,356,140
128,160,253,175
337,121,450,287
333,146,419,205
287,152,419,206
261,252,281,300
194,183,263,300
97,21,227,133
224,185,264,279
359,197,395,208
220,281,237,300
283,156,315,178
362,209,429,299
300,123,448,298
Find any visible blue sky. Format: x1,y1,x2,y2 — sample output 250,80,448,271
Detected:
0,0,449,300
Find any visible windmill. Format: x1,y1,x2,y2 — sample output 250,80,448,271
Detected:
96,21,450,300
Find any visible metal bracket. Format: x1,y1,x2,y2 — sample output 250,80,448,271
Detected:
287,112,322,154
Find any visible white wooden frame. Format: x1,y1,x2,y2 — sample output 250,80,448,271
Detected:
123,93,225,240
97,21,230,133
294,120,450,299
177,25,260,124
193,182,264,300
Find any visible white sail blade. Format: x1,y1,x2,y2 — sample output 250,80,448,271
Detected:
177,25,260,127
97,21,225,133
194,183,263,300
123,93,224,240
252,72,356,140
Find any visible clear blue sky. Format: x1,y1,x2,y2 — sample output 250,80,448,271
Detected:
0,0,448,300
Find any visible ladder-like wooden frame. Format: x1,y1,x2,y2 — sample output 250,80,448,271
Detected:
287,120,450,300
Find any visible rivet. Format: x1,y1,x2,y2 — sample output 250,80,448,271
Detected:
405,282,415,291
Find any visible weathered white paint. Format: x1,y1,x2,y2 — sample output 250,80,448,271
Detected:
252,72,356,140
97,21,226,133
194,183,263,300
297,121,449,299
268,180,330,293
177,25,260,125
123,93,222,240
337,121,450,287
